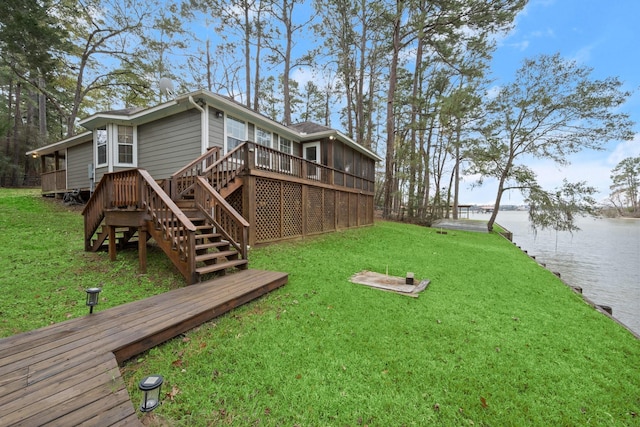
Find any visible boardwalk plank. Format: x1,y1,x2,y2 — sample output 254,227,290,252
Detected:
0,269,287,427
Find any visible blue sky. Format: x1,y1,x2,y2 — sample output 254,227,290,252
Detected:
459,0,640,206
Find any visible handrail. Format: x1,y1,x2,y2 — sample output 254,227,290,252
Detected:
83,169,197,273
82,172,110,250
82,169,143,250
201,143,247,192
169,146,221,199
138,169,197,232
194,176,249,260
138,170,197,276
176,142,375,197
248,142,376,192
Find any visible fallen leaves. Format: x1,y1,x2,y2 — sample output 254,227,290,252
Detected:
166,384,180,401
480,396,488,408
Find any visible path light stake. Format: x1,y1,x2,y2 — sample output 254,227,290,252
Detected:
139,375,164,412
85,287,101,314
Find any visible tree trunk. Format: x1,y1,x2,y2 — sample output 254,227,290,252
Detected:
12,83,22,187
452,118,462,219
487,162,512,231
281,0,293,125
243,1,252,109
382,1,402,218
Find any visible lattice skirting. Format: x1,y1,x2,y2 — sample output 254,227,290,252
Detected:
253,177,373,244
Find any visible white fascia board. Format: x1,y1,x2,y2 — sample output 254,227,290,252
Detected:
26,131,93,157
190,90,382,161
192,91,301,140
79,100,182,130
301,129,382,162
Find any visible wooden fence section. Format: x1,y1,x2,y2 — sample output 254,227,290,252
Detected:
242,176,374,244
0,269,288,426
41,169,66,194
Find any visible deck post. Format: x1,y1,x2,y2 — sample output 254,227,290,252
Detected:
108,225,117,261
138,226,147,274
301,184,308,237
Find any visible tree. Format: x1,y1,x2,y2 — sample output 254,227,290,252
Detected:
0,0,70,185
381,0,525,219
609,156,640,215
266,0,317,125
470,53,635,231
527,180,599,233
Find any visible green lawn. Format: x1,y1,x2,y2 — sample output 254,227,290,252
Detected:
1,189,639,426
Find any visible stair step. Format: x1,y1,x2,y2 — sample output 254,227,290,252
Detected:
196,241,230,251
195,250,239,263
195,259,248,275
195,232,222,241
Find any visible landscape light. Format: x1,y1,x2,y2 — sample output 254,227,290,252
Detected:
139,375,164,412
85,287,101,314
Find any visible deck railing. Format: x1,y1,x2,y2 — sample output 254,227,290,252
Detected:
83,169,197,278
41,170,66,193
169,146,221,198
248,142,375,192
194,176,249,260
201,143,247,192
172,142,375,197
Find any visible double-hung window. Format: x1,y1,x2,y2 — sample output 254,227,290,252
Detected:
226,116,246,151
117,125,134,165
279,136,292,172
96,127,108,167
256,127,273,168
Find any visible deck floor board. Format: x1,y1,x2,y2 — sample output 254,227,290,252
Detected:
0,269,288,427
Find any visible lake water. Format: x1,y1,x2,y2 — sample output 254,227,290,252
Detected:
475,211,639,336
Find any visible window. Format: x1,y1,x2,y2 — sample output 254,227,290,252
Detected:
96,127,107,166
256,127,273,168
226,116,246,151
117,125,134,164
279,136,292,172
256,127,272,147
279,136,292,154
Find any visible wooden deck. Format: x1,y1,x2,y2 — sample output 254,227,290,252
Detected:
0,269,288,426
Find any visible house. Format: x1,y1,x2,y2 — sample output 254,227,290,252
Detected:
28,89,382,284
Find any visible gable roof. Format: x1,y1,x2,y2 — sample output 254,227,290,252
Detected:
27,89,382,162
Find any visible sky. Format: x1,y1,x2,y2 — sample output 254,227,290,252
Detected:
458,0,640,206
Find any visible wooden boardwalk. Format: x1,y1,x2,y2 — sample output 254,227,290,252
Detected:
0,269,288,426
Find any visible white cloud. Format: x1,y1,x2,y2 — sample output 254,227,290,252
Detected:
458,151,620,206
570,44,596,64
607,135,640,165
507,40,530,51
485,85,502,99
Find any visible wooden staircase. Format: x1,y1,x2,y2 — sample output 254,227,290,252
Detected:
82,146,250,284
177,199,248,278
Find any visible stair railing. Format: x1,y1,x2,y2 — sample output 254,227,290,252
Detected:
169,146,221,199
194,176,249,260
138,169,197,275
83,169,198,282
201,143,248,192
83,174,108,250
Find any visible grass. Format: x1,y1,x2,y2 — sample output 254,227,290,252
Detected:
1,188,639,426
0,189,182,336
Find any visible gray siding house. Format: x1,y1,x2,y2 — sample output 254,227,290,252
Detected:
28,89,381,254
